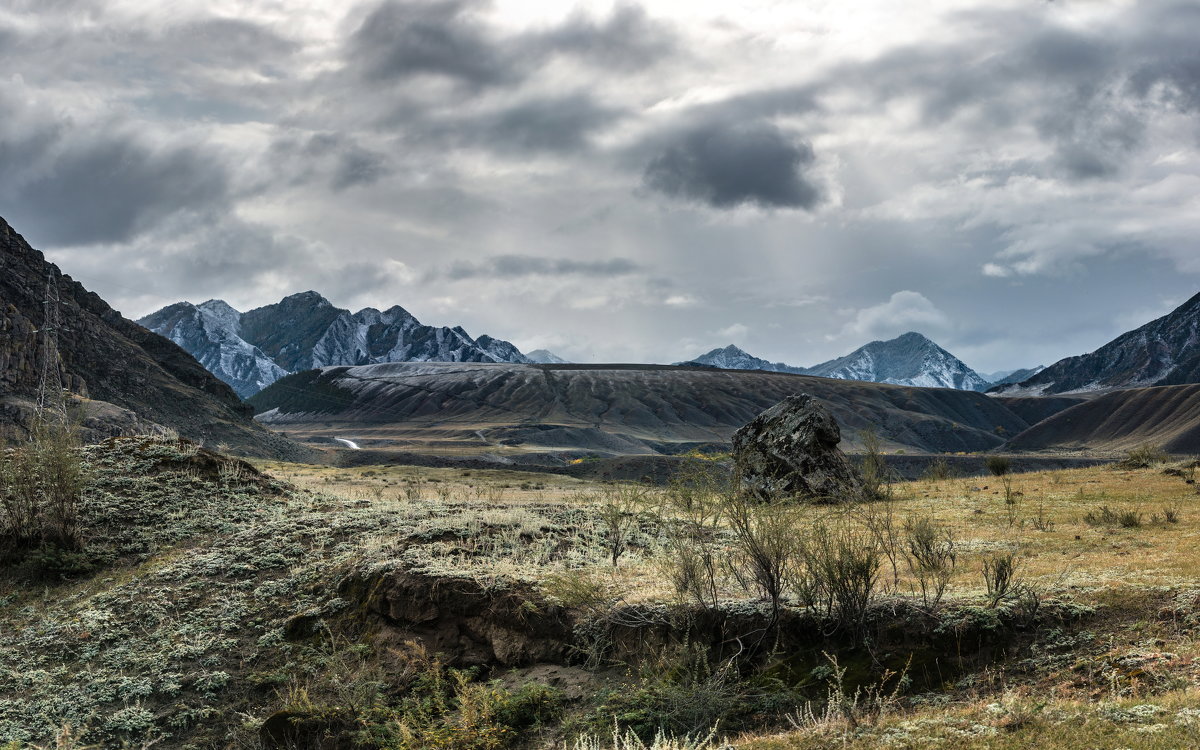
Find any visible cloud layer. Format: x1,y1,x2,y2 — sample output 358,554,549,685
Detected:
1,0,1198,371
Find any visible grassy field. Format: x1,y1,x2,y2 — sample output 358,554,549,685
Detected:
4,438,1200,750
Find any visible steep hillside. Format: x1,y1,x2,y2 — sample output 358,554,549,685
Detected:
0,215,299,456
1005,383,1200,454
992,293,1200,395
805,332,990,391
140,294,532,397
249,362,1030,455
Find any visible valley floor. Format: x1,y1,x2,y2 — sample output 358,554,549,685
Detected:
3,439,1200,750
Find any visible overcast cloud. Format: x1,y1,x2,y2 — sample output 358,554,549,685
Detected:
2,0,1199,372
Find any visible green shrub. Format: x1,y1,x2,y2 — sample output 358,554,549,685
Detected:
1082,506,1142,528
589,646,744,742
1119,443,1169,468
985,455,1012,477
921,457,956,482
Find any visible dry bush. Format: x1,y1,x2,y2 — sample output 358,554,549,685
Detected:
0,417,87,559
903,516,956,610
725,492,797,618
982,550,1023,608
802,517,883,629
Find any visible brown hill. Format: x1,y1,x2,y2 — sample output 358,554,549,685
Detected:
249,362,1031,456
1004,384,1200,454
0,215,305,458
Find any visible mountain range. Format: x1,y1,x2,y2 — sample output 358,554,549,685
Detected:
685,332,995,391
991,292,1200,395
139,293,533,398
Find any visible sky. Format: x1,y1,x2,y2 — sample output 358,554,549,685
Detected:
2,0,1199,374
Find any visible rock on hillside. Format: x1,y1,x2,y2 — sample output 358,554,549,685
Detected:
140,293,532,397
991,293,1200,395
0,215,300,456
732,394,863,502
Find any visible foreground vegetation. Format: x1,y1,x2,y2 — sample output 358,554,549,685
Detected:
2,436,1200,749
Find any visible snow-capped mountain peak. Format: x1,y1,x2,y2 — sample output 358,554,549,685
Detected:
139,293,532,397
806,331,990,391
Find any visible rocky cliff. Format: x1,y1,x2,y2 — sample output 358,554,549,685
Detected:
0,215,301,457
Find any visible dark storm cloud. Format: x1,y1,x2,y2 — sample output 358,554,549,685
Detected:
346,0,677,89
642,122,821,210
0,97,230,246
439,255,642,281
529,5,677,71
266,133,391,191
447,94,625,153
349,0,512,87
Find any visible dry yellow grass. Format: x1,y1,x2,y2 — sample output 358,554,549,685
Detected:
251,457,1200,605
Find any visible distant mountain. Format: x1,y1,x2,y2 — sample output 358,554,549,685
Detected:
527,349,569,364
988,366,1045,387
679,345,806,374
139,292,531,398
680,336,988,390
0,215,298,456
804,332,991,391
991,293,1200,395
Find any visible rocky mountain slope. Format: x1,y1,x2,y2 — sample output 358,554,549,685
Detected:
804,332,991,391
140,293,532,397
249,362,1031,455
991,293,1200,395
0,215,299,456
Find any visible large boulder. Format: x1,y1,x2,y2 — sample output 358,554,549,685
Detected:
732,393,863,502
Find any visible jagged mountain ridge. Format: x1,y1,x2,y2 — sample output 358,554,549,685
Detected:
139,292,532,398
0,215,299,456
683,334,989,390
991,293,1200,395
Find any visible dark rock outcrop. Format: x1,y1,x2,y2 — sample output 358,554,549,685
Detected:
732,393,863,502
